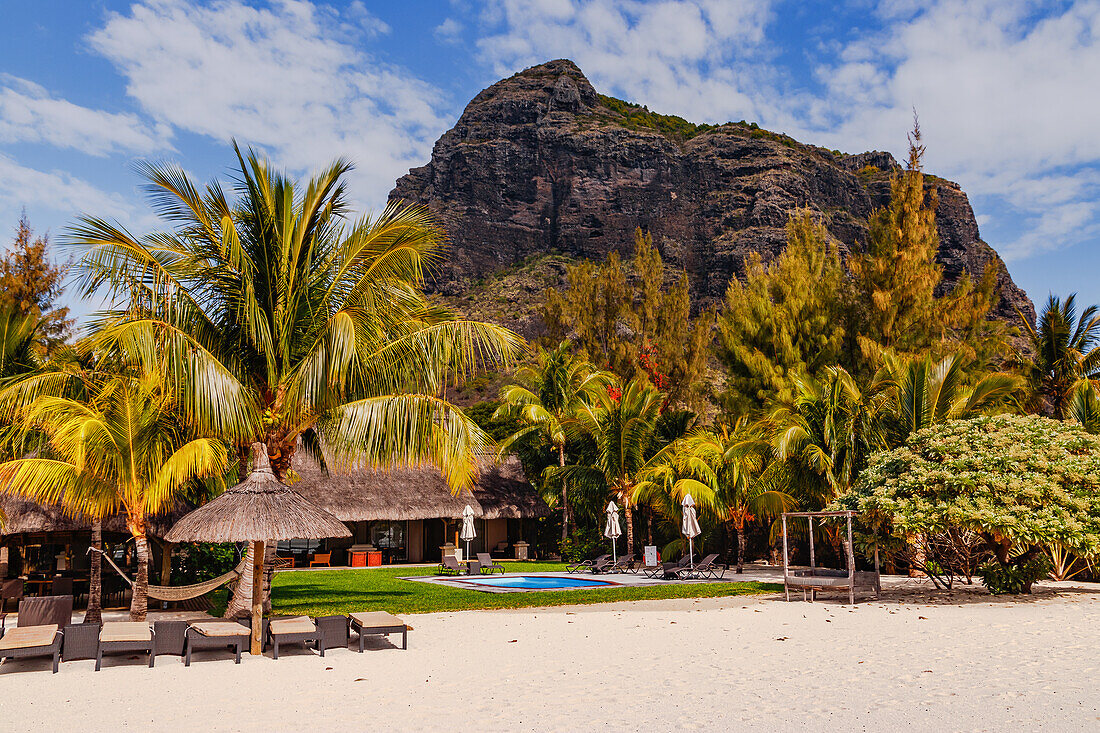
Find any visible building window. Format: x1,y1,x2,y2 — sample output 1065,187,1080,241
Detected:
370,521,407,563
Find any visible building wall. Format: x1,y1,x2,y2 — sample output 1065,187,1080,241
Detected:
485,518,509,555
407,520,424,563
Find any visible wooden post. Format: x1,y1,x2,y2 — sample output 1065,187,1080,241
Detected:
781,514,789,602
846,513,856,605
251,539,264,655
808,516,815,570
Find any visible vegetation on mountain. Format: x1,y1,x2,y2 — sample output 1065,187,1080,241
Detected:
542,227,713,408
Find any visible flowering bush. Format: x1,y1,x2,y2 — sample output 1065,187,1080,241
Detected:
838,415,1100,593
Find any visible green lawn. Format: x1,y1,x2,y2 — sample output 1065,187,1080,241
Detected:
261,562,781,616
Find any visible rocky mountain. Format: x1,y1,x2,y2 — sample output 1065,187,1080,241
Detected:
391,59,1033,334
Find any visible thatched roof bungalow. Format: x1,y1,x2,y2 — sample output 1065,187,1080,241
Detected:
290,455,550,564
0,454,551,575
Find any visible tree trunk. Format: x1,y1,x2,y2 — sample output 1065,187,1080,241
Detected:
130,533,150,622
85,518,103,624
558,444,569,543
736,519,746,574
225,440,287,617
624,506,635,555
225,541,276,619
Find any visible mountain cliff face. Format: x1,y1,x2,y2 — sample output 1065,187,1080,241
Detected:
391,59,1033,329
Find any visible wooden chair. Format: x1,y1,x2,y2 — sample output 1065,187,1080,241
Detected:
309,553,331,568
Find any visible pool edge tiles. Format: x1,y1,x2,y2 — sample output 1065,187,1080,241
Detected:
407,573,622,593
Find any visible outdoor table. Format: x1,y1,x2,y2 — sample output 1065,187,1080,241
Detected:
23,578,54,596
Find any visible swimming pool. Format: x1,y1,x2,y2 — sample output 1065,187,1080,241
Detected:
452,575,617,591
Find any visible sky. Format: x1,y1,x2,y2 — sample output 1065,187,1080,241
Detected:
1,0,1098,323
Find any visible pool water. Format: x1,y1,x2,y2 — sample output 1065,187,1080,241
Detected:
456,575,616,590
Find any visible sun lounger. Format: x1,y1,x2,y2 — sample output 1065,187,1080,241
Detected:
566,554,609,574
0,595,72,673
62,622,101,662
348,611,407,652
476,553,505,575
315,615,349,652
0,624,62,673
670,554,721,579
602,554,638,572
658,556,693,579
97,622,154,670
184,621,250,666
267,616,323,659
589,555,619,574
438,556,465,575
153,620,189,658
694,554,726,578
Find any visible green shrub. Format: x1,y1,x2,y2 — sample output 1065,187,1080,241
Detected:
171,542,239,584
560,526,606,562
979,556,1052,595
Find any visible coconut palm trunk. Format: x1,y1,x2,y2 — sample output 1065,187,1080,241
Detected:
131,530,150,621
624,505,635,555
225,541,276,619
558,444,570,542
85,518,103,623
736,517,747,573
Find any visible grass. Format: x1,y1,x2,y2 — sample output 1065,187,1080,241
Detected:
257,562,781,617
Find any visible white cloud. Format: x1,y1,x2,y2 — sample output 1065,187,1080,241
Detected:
476,0,775,123
0,76,167,156
0,153,134,224
434,17,464,43
88,0,450,209
472,0,1100,263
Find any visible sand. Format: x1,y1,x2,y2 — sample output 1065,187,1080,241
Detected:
2,580,1099,732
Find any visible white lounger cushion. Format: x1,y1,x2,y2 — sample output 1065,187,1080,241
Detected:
349,611,405,629
100,622,151,643
0,625,57,650
191,621,248,637
269,616,315,635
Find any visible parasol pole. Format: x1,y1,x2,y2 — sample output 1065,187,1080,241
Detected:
250,540,264,655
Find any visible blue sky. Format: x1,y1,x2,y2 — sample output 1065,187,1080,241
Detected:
1,0,1098,322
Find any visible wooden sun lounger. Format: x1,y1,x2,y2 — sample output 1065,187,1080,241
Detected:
267,616,323,659
97,622,154,670
348,611,407,652
184,621,250,666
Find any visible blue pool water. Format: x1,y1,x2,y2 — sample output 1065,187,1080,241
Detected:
456,575,615,590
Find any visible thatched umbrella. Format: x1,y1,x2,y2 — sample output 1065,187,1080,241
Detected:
166,444,350,654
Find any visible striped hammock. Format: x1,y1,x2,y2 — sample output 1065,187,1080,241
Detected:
91,546,248,602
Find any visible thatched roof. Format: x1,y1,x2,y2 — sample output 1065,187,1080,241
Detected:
291,454,551,522
0,494,184,540
165,445,351,543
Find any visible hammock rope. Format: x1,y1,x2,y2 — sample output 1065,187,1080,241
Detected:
88,546,248,602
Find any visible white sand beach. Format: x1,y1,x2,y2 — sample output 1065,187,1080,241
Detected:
3,581,1099,732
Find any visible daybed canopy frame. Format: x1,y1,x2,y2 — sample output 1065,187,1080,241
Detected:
781,510,880,604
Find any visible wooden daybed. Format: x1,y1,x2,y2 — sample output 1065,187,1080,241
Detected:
782,511,881,604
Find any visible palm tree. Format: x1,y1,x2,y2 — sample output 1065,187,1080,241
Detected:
552,377,665,554
1018,294,1100,419
494,342,610,541
65,147,522,615
1067,381,1100,433
0,305,45,381
0,371,227,620
770,366,889,507
876,351,1020,444
666,424,795,573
